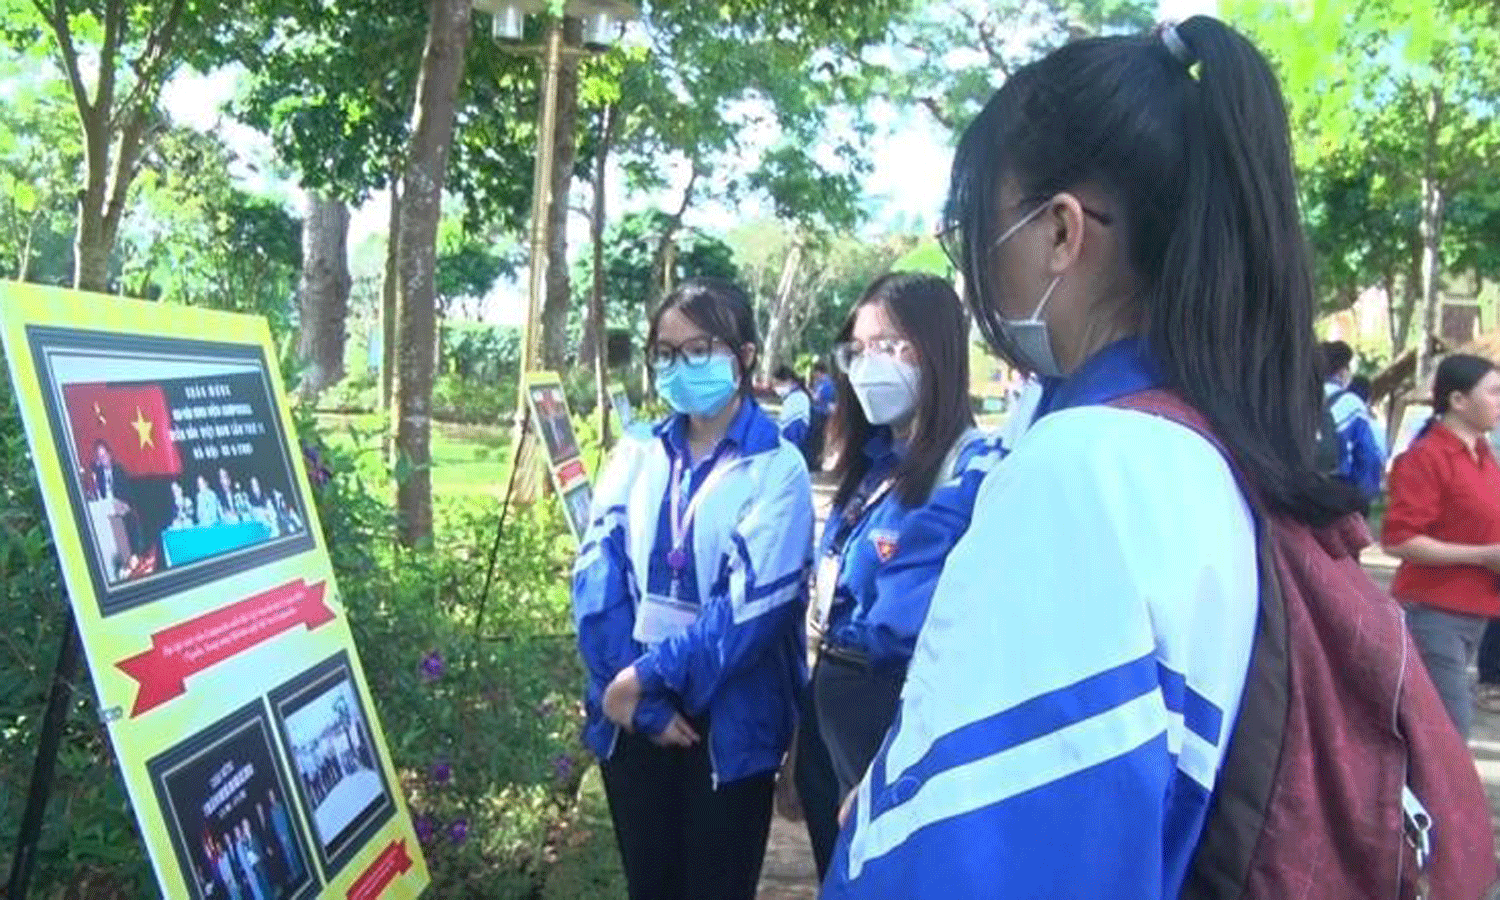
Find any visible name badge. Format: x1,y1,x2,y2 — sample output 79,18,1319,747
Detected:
633,593,700,645
812,555,841,632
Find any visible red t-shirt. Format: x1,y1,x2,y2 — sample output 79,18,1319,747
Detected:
1382,424,1500,616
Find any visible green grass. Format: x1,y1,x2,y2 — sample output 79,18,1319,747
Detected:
315,412,514,497
541,765,626,900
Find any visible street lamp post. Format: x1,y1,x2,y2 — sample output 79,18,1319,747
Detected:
474,0,636,498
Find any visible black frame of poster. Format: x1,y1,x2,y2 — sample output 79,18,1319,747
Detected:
146,700,322,900
267,651,396,880
25,325,315,616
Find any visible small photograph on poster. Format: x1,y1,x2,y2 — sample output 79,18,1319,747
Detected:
26,326,314,615
562,482,594,542
270,652,395,878
147,701,320,900
528,382,580,464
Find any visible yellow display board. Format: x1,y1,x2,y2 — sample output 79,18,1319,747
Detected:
0,284,428,900
523,372,592,544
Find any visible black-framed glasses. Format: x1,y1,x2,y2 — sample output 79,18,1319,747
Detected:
936,201,1114,272
648,336,730,370
832,337,913,373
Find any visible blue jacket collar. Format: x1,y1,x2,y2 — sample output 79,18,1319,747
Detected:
655,397,780,459
1035,336,1162,420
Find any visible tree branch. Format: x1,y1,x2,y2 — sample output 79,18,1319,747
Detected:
115,0,187,131
918,96,955,130
95,0,126,129
35,0,95,122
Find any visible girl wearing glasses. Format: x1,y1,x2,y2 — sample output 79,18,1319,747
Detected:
572,277,813,900
792,272,1005,877
822,17,1367,899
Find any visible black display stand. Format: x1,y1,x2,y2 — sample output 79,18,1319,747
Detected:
5,608,82,900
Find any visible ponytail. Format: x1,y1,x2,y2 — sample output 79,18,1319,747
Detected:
947,15,1362,526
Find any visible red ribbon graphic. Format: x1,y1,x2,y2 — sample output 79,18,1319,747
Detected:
347,840,415,900
115,578,335,717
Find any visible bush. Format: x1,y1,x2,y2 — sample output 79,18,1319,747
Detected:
298,415,590,897
432,373,517,426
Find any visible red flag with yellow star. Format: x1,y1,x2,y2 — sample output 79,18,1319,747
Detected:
62,382,182,477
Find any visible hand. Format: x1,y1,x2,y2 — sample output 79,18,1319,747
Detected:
602,665,643,730
648,714,700,748
112,499,131,516
838,789,855,826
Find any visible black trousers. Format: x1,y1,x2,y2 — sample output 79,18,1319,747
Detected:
1480,619,1500,685
791,681,840,881
600,727,775,900
812,655,905,795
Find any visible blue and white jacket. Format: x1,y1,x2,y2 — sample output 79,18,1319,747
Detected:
821,428,1004,670
1325,380,1386,500
822,339,1257,899
779,387,812,448
572,399,814,785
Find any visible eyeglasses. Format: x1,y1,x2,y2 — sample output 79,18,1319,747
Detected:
936,200,1114,273
648,337,730,370
832,337,912,373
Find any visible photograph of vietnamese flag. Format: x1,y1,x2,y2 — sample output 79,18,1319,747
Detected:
27,326,315,614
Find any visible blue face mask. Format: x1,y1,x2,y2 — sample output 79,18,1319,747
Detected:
655,355,740,417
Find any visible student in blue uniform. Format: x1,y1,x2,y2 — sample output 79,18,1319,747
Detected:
807,361,837,472
822,17,1365,899
771,364,814,458
1321,339,1386,505
792,272,1004,877
572,277,814,900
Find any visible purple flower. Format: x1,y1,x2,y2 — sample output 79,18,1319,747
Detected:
421,651,445,682
301,442,333,487
552,754,574,781
430,761,452,784
414,814,437,844
449,818,469,845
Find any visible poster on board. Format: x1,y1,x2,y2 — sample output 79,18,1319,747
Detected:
606,382,634,432
0,283,428,900
524,373,593,544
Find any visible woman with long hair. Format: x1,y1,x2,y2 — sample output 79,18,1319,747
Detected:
1382,353,1500,737
572,277,813,900
790,272,1003,877
821,17,1366,898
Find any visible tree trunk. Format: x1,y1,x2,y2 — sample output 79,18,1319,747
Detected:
296,195,353,403
587,105,618,445
381,177,401,415
540,19,583,371
1415,175,1446,386
760,239,804,381
394,0,472,549
1413,84,1446,388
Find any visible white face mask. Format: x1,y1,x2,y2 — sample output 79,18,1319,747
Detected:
992,201,1064,378
849,353,920,426
773,382,793,399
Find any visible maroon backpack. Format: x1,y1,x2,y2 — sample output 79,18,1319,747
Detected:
1114,390,1496,900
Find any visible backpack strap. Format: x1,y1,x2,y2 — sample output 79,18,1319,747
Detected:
1109,389,1293,900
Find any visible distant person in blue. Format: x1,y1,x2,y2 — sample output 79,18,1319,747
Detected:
1321,339,1387,507
771,364,814,460
572,277,814,900
821,17,1366,899
807,361,837,472
791,271,1004,878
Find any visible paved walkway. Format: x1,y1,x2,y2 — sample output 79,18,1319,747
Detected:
756,549,1500,897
